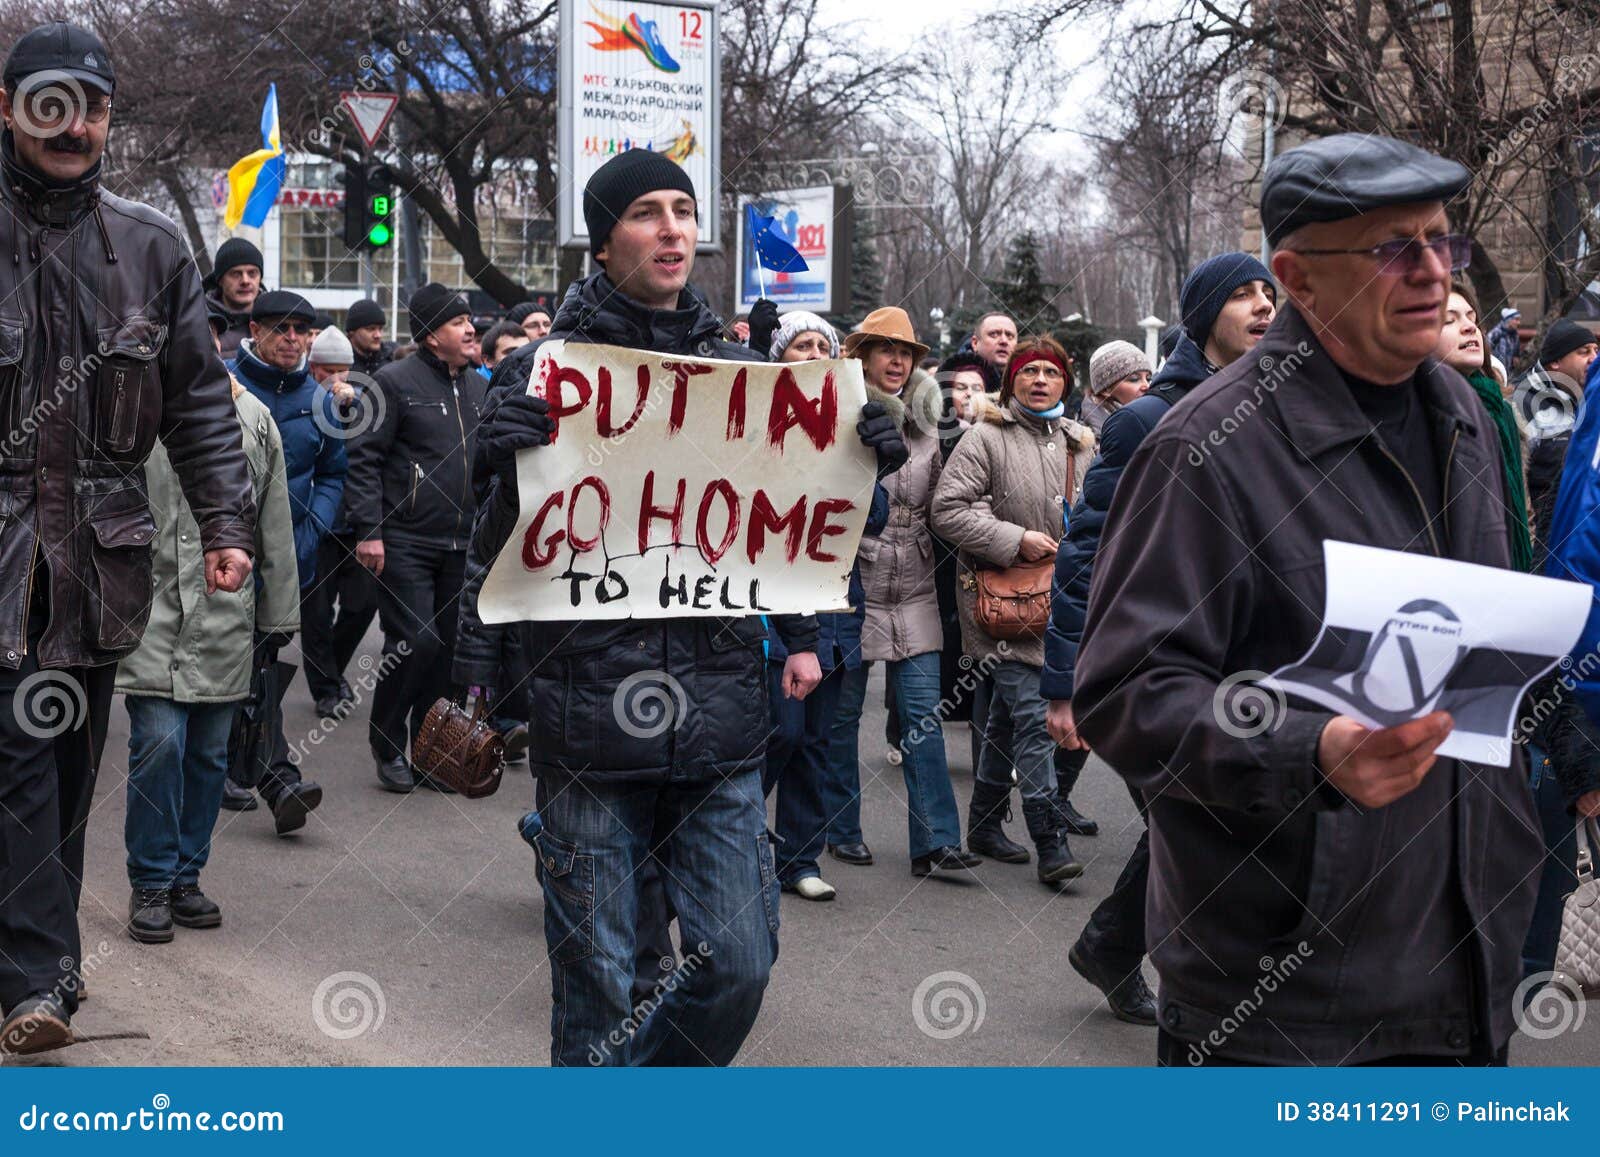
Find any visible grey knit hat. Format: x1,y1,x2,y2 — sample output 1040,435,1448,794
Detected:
1089,340,1151,397
769,310,840,360
309,326,354,366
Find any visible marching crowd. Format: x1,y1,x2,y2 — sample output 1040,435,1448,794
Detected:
2,20,1599,1069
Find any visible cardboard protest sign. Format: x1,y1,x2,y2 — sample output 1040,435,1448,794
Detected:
477,341,876,623
1258,541,1590,766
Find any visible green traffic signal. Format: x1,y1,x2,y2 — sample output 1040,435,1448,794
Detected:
371,195,390,217
367,221,393,247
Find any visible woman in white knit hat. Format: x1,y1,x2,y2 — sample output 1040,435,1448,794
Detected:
1080,341,1152,435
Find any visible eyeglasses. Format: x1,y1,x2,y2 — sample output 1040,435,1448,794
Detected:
21,94,111,127
1290,233,1472,276
266,320,313,336
1015,364,1065,381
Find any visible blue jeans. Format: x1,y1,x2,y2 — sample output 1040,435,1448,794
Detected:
977,662,1056,801
124,697,237,890
824,655,962,859
1522,744,1580,978
533,769,779,1066
762,664,844,884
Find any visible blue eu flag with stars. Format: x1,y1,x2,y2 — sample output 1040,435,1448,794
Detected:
746,204,809,273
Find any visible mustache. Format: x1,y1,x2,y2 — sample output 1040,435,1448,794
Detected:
44,135,91,154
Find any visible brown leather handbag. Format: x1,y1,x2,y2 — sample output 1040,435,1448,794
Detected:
973,560,1056,640
412,695,507,799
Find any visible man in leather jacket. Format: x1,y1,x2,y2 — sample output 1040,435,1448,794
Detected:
0,22,255,1054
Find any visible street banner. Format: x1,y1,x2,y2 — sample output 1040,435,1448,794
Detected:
735,186,846,314
558,0,720,250
1258,541,1589,765
477,341,876,623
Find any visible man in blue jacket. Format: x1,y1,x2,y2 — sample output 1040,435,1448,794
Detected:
225,290,345,831
1041,252,1274,1025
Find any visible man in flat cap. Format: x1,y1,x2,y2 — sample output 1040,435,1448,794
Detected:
0,21,255,1053
1073,133,1543,1065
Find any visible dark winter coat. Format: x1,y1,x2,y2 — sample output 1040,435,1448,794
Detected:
203,288,253,360
1041,333,1213,700
453,272,819,783
231,341,346,587
0,135,255,671
1073,304,1541,1065
344,347,486,550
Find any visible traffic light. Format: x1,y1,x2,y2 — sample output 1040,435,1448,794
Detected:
340,161,395,251
364,163,393,249
341,161,367,249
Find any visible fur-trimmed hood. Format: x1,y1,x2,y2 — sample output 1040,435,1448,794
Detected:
971,392,1096,452
865,367,944,437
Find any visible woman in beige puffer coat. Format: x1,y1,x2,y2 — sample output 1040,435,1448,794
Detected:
931,335,1094,883
825,307,979,877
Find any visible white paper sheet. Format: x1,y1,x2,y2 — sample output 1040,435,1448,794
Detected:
1259,541,1591,766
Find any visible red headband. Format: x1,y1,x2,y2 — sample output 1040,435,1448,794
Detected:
1004,348,1069,393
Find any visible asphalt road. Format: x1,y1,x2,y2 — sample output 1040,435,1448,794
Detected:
10,633,1595,1068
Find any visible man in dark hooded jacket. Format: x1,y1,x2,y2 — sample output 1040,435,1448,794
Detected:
454,150,906,1066
1040,252,1275,1027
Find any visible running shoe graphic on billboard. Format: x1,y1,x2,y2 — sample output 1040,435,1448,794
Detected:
584,3,682,72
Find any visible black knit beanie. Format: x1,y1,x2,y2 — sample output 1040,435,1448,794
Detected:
582,149,697,259
213,237,264,281
408,282,470,339
346,299,386,331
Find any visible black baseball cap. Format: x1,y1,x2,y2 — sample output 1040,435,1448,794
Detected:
3,22,115,96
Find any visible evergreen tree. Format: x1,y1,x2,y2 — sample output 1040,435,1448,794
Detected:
836,212,884,332
986,230,1060,334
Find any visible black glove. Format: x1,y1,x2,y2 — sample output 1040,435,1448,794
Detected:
857,401,909,479
481,393,554,489
259,631,293,653
749,297,781,357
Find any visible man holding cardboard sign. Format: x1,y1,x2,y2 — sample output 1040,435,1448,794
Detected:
456,150,908,1066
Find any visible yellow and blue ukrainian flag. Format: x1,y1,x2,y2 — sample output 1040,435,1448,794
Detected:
223,84,285,230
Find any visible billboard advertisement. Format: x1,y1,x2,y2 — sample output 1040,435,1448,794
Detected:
558,0,721,251
735,186,851,315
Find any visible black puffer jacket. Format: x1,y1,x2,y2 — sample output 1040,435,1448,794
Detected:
454,272,819,783
345,347,486,549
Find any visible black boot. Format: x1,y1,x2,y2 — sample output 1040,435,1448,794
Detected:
967,778,1030,863
127,887,174,944
1022,797,1084,885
